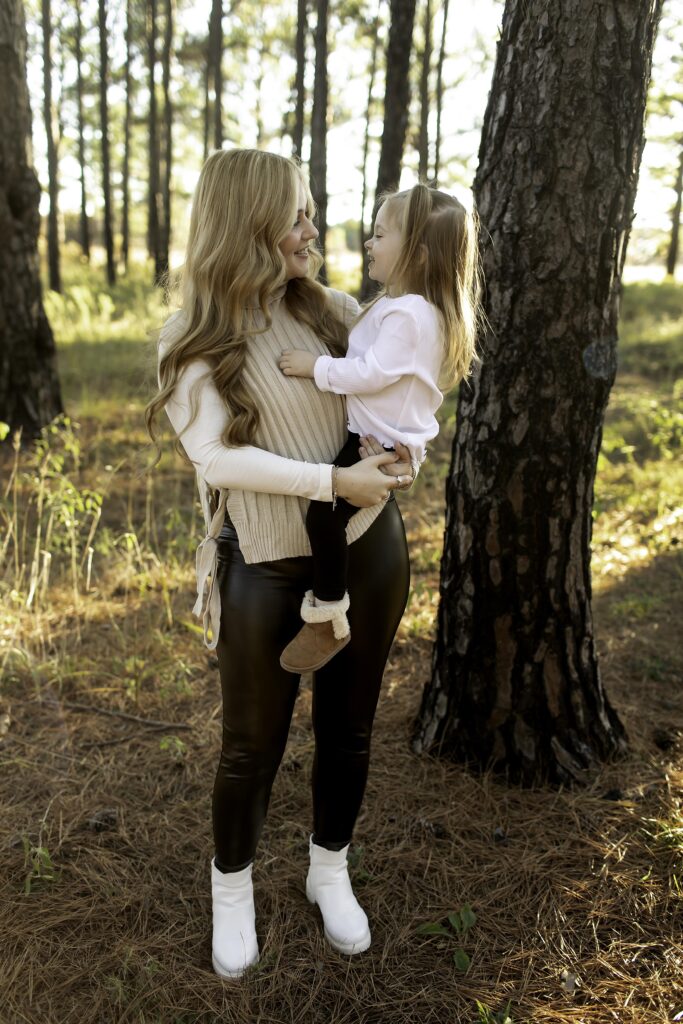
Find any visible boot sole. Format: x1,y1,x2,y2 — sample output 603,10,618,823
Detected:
212,951,259,978
280,633,351,674
305,886,371,955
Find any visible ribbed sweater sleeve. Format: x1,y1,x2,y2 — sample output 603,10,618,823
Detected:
162,353,333,502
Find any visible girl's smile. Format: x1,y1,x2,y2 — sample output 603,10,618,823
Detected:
364,203,402,284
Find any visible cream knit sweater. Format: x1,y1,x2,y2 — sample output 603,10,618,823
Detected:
159,285,384,648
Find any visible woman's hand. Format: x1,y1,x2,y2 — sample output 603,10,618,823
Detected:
336,453,406,507
359,435,415,490
279,349,317,378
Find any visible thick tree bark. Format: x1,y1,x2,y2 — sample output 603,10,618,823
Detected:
310,0,328,283
415,0,664,785
158,0,173,284
121,0,132,269
74,0,90,261
41,0,61,292
418,0,432,182
360,0,382,260
433,0,449,185
147,0,160,268
292,0,307,158
666,140,682,278
98,0,115,285
0,0,62,435
361,0,416,299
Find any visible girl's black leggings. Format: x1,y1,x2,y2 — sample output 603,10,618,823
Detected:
212,497,410,870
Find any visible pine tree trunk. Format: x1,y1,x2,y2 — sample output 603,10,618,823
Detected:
121,0,132,269
75,0,90,261
202,48,211,162
158,0,173,285
210,0,223,150
310,0,328,283
292,0,307,158
414,0,664,785
433,0,449,185
0,0,62,436
360,0,382,261
98,0,116,285
417,0,432,182
666,140,683,278
42,0,61,293
147,0,160,268
361,0,417,299
375,0,417,195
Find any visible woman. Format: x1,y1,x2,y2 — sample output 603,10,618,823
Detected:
145,148,413,978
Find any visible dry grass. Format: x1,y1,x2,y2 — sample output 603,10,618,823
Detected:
1,313,682,1022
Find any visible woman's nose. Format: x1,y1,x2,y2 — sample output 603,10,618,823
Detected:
304,221,319,240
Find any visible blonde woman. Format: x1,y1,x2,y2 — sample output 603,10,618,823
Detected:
146,148,415,978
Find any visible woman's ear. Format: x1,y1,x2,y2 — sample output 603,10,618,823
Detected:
418,243,428,265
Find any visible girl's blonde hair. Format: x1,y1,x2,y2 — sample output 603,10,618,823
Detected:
145,148,348,453
369,184,485,390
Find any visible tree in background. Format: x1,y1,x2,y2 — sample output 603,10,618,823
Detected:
41,0,61,292
98,0,115,284
73,0,90,261
206,0,223,152
415,0,664,783
646,4,682,278
310,0,329,280
417,0,432,182
292,0,307,158
0,0,62,435
359,0,382,260
375,0,417,195
159,0,174,283
121,0,133,269
361,0,417,298
433,0,449,185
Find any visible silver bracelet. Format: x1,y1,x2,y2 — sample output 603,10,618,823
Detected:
331,465,339,510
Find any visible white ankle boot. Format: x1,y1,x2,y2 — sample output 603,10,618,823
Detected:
211,858,259,978
305,834,371,955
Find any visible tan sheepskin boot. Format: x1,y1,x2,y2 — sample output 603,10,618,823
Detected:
280,590,351,673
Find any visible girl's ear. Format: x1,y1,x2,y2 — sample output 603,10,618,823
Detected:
418,243,428,265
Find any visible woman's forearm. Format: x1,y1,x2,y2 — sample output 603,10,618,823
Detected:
164,357,333,501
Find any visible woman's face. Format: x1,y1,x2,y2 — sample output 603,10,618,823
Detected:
279,185,319,280
364,202,402,284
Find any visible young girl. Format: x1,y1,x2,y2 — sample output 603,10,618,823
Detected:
278,183,482,674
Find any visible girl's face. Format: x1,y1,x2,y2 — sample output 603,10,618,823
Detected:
279,184,319,280
365,202,402,285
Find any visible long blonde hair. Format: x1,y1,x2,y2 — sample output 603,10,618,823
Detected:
367,184,485,390
145,148,348,454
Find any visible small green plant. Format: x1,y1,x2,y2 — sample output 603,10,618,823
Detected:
347,843,373,884
22,836,58,894
159,735,187,761
474,1000,514,1024
416,902,477,970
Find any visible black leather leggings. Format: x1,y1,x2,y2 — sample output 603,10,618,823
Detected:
212,498,410,870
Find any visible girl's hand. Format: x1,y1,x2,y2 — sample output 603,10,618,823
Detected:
336,453,405,507
279,350,317,378
359,435,415,489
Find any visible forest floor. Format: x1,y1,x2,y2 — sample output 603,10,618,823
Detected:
1,262,682,1024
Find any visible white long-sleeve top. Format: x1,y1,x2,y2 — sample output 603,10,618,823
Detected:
313,293,444,471
158,286,385,648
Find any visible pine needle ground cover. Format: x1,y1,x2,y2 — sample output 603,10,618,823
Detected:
1,268,682,1024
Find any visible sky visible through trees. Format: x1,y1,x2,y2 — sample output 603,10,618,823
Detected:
23,0,683,271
